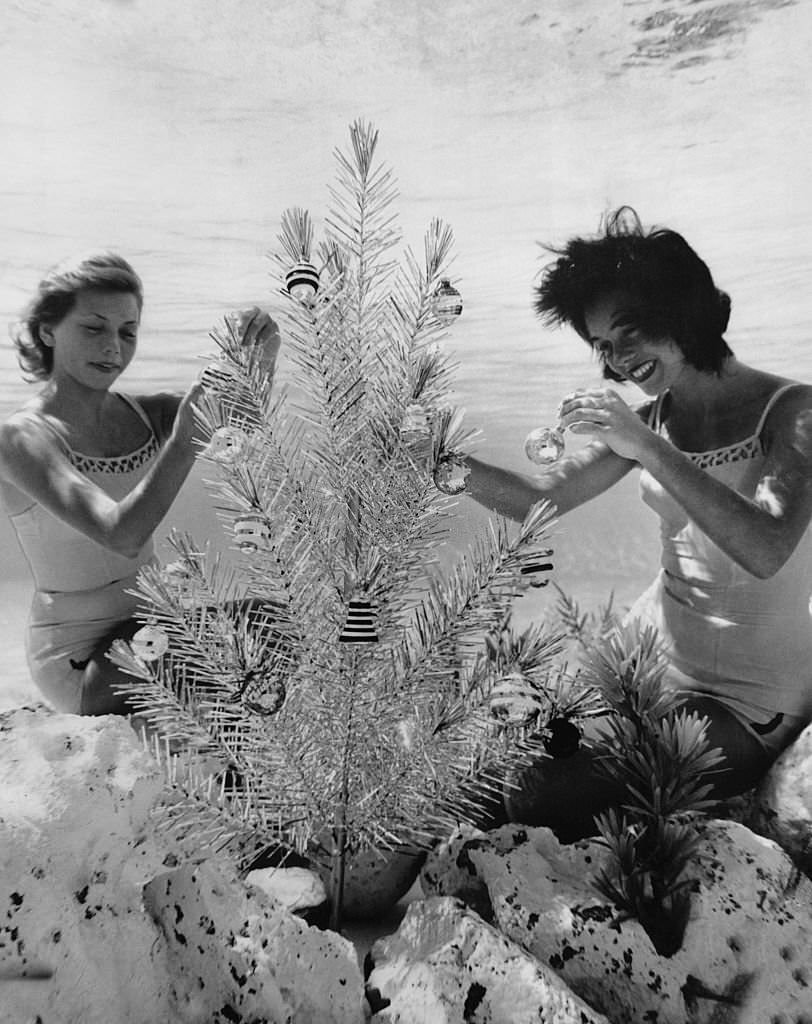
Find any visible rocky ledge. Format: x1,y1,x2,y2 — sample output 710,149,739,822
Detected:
1,705,811,1023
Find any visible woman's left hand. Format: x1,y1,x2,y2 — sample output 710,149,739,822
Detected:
230,306,282,376
557,387,650,461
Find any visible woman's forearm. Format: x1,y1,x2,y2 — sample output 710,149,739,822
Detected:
466,442,636,522
465,456,545,522
106,431,197,556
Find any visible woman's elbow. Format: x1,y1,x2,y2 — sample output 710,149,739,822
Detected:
104,526,147,559
746,539,798,579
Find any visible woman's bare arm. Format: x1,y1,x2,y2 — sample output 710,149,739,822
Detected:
466,440,638,522
0,383,203,558
633,392,812,578
561,384,812,578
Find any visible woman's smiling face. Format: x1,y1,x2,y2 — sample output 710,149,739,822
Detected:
583,290,686,393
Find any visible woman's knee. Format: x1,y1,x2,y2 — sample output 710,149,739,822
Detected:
681,696,773,797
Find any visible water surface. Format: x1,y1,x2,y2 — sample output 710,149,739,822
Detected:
1,0,809,704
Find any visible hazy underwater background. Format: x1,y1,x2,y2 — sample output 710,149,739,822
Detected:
1,0,809,706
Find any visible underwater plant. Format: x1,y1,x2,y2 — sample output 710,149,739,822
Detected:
582,623,725,956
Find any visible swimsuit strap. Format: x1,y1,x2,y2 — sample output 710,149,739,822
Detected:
753,383,799,439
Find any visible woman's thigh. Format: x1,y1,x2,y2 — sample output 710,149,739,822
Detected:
678,695,774,798
79,618,142,716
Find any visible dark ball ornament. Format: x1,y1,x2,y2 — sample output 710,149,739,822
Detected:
543,717,581,758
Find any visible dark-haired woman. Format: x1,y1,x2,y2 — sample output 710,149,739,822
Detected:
0,253,279,716
467,208,812,832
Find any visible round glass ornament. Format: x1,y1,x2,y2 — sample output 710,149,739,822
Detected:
524,425,565,465
433,455,470,496
131,624,169,662
431,278,463,325
489,673,539,728
205,425,249,465
244,678,287,716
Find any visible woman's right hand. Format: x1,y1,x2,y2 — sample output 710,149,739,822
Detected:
229,306,282,377
171,380,207,448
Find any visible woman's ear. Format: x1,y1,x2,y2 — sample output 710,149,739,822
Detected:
38,323,55,348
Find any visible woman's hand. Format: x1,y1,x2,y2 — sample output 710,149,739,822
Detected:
558,388,651,461
171,380,208,448
230,306,281,377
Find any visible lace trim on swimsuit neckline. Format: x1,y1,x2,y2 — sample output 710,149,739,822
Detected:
683,435,761,470
68,433,159,474
651,386,777,470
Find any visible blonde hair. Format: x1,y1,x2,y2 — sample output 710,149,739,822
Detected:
12,252,143,380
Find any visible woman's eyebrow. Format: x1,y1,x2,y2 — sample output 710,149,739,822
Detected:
609,312,637,329
81,311,139,325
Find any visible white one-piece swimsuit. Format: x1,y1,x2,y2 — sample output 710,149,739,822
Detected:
627,383,812,754
8,394,159,713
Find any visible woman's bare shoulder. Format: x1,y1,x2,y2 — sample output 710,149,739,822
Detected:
0,402,66,455
130,391,182,442
760,378,812,452
766,378,812,415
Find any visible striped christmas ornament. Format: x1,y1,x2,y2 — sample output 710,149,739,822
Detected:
285,259,320,302
234,513,271,553
520,557,554,588
339,597,379,643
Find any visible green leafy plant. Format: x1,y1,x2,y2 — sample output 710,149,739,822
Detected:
582,623,725,956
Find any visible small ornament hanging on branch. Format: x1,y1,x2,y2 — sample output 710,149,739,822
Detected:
431,407,477,496
280,208,321,305
285,260,321,304
204,425,250,465
338,591,379,643
130,623,170,662
233,512,271,553
525,400,567,465
431,278,463,325
519,549,555,589
433,455,470,496
236,667,288,717
525,423,566,465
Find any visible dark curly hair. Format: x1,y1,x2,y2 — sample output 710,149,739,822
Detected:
11,252,144,381
534,206,733,381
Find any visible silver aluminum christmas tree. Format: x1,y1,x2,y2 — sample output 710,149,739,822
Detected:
113,120,565,930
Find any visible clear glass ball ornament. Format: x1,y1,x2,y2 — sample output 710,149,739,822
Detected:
395,718,418,752
205,426,249,465
524,425,565,465
431,278,463,325
433,455,470,495
489,673,539,727
400,402,432,460
401,402,430,440
245,679,287,716
131,624,170,662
